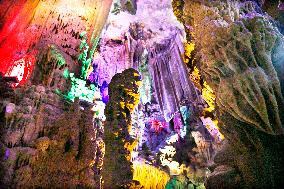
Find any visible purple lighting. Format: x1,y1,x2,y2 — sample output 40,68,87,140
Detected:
279,3,284,11
4,148,9,160
100,81,109,104
88,63,99,84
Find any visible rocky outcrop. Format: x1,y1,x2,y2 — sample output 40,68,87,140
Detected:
0,0,113,85
179,0,284,133
30,45,75,93
175,0,284,188
0,2,115,186
0,82,99,187
103,68,141,188
95,2,218,186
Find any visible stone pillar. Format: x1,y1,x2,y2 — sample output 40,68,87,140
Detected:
103,68,141,188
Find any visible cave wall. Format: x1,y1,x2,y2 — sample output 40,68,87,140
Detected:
0,82,99,187
1,0,283,188
0,0,113,85
92,1,220,187
174,0,284,188
0,0,114,187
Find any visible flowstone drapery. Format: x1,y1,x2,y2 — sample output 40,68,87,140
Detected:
173,0,284,188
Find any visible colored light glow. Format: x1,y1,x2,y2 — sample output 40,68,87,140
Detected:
100,81,109,104
150,120,167,133
173,113,183,136
184,43,195,61
202,82,215,112
0,1,40,86
78,32,92,80
4,54,36,87
133,160,170,188
4,148,9,160
63,69,70,79
65,73,98,103
190,66,202,88
86,65,94,78
65,31,102,103
184,40,223,141
200,117,224,140
279,3,284,11
92,101,106,121
0,0,111,87
6,59,25,83
180,106,190,138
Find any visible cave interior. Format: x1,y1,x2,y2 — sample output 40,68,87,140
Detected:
0,0,283,188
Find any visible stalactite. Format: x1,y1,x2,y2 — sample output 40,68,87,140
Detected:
148,32,201,122
0,0,113,86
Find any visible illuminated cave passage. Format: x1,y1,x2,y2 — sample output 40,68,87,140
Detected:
0,0,284,188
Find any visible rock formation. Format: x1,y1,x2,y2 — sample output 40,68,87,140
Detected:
1,0,283,188
0,0,113,86
103,68,141,188
0,82,99,187
148,31,202,122
93,1,218,187
0,1,113,187
173,0,284,188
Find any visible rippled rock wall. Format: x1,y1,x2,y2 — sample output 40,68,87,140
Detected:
174,0,284,188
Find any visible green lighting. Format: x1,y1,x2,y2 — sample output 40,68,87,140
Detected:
50,45,66,66
63,68,70,79
78,32,92,80
63,31,101,103
65,73,97,103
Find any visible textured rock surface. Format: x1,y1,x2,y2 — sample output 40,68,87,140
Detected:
148,31,201,122
103,68,141,188
1,0,283,188
0,0,113,85
179,1,284,133
175,0,284,188
0,83,99,187
31,45,74,93
0,1,114,185
95,1,220,187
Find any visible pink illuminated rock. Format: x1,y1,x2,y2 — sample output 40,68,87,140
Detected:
0,0,113,86
279,3,284,11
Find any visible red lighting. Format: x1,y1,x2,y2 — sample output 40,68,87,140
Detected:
0,0,40,86
151,120,167,133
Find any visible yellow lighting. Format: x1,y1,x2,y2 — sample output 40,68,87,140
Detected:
184,43,195,60
190,66,202,88
168,161,181,175
133,161,170,189
86,65,94,78
202,81,215,112
183,40,224,139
